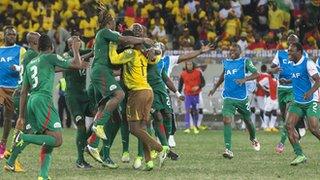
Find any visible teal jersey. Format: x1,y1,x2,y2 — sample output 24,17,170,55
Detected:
147,64,166,88
24,53,71,98
92,28,120,68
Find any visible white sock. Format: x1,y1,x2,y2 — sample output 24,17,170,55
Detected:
270,115,277,128
197,113,203,127
262,114,270,129
189,114,194,128
251,113,256,126
85,116,94,132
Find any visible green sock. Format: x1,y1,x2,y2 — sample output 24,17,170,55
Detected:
292,143,303,156
21,134,56,147
153,119,169,146
279,118,288,144
147,125,155,137
243,118,256,141
163,118,172,139
7,142,29,166
39,146,54,179
137,138,144,157
76,127,87,162
224,124,232,150
120,119,130,153
96,111,112,126
101,120,120,160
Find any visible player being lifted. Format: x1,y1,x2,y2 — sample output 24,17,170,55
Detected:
286,43,320,165
208,43,261,159
9,34,86,179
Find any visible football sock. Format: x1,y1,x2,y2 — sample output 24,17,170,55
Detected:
292,143,303,156
120,119,130,153
21,134,56,147
224,124,232,150
39,146,54,179
7,142,29,166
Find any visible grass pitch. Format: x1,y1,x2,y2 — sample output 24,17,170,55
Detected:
1,129,320,179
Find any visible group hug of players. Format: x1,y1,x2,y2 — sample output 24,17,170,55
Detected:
3,8,215,179
2,7,320,180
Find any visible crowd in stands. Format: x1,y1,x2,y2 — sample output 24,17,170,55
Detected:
0,0,319,52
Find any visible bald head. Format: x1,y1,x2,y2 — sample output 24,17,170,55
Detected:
287,34,299,45
26,32,40,49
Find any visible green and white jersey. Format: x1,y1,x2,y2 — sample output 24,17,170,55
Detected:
23,53,71,98
18,48,38,86
147,64,166,89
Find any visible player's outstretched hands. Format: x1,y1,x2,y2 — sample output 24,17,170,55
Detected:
200,43,214,53
235,78,246,85
71,36,82,50
15,118,25,131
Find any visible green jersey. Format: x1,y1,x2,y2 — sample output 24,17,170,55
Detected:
147,64,166,89
92,28,120,68
63,50,91,93
18,48,38,86
23,53,71,98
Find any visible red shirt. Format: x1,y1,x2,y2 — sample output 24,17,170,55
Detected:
268,77,278,100
180,69,203,96
256,73,271,97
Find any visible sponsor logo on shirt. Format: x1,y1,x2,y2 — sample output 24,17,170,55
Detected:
54,122,62,128
109,84,117,91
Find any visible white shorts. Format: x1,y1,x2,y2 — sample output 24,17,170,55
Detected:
264,97,278,112
248,92,257,108
256,96,266,110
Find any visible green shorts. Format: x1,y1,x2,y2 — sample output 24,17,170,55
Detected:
27,95,61,133
288,101,320,118
151,86,173,113
278,87,293,109
66,93,94,124
222,98,250,120
91,64,122,105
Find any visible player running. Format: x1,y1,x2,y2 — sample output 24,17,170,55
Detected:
4,32,40,172
208,43,261,159
269,34,307,153
286,43,320,165
8,34,86,179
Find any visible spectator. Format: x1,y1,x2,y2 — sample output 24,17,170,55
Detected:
253,5,268,36
179,27,195,50
248,35,267,50
237,32,248,51
265,32,278,50
79,13,97,43
42,4,54,32
56,78,71,128
268,1,285,33
151,16,167,44
222,11,241,39
219,1,233,20
179,62,205,134
0,26,26,158
231,0,242,18
47,22,70,55
27,0,42,22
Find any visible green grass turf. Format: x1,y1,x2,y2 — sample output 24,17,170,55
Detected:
1,129,320,179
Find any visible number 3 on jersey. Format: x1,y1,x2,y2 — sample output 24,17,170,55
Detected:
30,65,39,88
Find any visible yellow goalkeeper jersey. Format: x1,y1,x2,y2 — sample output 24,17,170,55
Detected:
109,43,159,91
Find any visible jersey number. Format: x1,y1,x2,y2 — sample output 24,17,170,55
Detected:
79,69,86,76
30,65,38,88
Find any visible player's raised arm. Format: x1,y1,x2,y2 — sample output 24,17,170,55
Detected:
177,44,213,64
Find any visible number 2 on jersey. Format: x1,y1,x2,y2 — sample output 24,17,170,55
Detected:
30,65,39,88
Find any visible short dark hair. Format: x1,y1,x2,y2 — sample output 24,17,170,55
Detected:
261,64,267,72
98,10,113,27
231,43,241,51
290,42,303,53
38,34,52,52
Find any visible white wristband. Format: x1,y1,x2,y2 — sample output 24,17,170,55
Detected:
175,91,181,98
14,65,21,72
